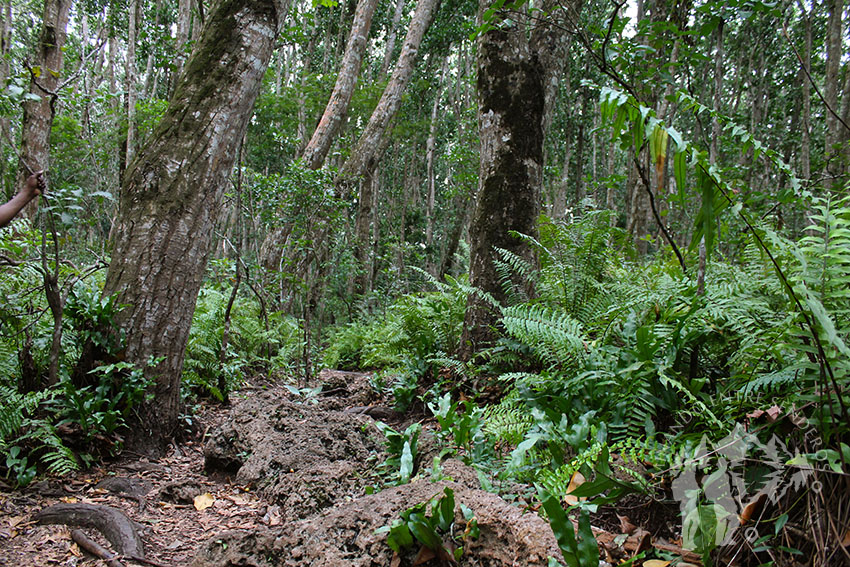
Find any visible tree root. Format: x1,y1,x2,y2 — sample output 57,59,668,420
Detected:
34,502,145,559
71,529,125,567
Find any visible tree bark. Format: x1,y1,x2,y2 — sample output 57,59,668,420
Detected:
337,0,441,185
102,0,289,453
379,0,406,81
301,0,380,170
823,0,843,179
459,4,544,359
425,58,448,264
17,0,72,209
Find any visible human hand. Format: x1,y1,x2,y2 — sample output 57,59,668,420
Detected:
24,170,46,197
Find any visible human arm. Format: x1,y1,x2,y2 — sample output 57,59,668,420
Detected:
0,171,45,228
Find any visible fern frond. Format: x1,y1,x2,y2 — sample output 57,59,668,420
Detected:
500,304,586,368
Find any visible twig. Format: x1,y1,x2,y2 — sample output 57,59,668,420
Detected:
632,155,687,274
121,555,171,567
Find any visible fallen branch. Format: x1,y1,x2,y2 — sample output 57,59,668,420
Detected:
70,529,124,567
34,502,145,559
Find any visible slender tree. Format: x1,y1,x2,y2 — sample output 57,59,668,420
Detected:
17,0,72,205
301,0,380,169
338,0,441,183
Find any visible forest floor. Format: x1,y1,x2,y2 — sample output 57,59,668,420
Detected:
0,370,692,567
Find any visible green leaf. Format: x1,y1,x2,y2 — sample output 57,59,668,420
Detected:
538,485,580,567
408,513,443,550
385,520,413,552
576,509,599,566
674,150,687,204
400,439,414,483
436,488,455,532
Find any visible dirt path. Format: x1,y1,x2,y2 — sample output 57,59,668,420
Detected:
0,396,259,566
0,370,687,567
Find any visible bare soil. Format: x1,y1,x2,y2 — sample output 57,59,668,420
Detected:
0,369,681,567
0,370,563,567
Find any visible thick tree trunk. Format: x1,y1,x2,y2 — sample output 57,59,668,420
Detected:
338,0,441,184
459,5,544,359
102,0,288,453
17,0,72,207
301,0,379,170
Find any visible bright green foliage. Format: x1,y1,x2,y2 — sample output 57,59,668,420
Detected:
183,281,303,401
53,359,155,446
429,392,489,463
322,273,473,410
0,386,75,486
378,487,479,562
537,485,598,567
376,421,422,484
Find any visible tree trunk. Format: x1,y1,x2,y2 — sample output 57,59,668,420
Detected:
101,0,289,453
176,0,192,77
459,3,544,359
799,0,812,183
379,0,406,81
425,58,448,266
0,0,10,195
301,0,379,170
17,0,72,208
823,0,843,180
337,0,441,185
143,0,163,99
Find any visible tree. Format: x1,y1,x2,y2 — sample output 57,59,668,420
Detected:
338,0,441,182
301,0,380,170
459,2,546,358
101,0,291,452
17,0,72,207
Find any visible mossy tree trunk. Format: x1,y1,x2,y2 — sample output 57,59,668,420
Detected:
101,0,289,454
459,4,545,359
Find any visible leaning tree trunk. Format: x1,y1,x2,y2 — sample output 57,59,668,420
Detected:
102,0,288,453
301,0,379,170
337,0,441,184
17,0,72,207
459,3,544,359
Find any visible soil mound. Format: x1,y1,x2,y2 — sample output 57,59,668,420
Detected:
190,477,561,567
197,371,563,566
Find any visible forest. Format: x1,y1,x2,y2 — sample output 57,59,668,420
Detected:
0,0,848,564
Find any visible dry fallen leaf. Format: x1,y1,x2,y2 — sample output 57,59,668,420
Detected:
617,513,637,534
194,492,215,511
642,560,671,567
413,546,436,565
262,504,282,526
739,493,767,525
841,528,850,548
59,496,78,504
564,471,587,506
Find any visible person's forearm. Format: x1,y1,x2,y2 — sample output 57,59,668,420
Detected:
0,190,35,228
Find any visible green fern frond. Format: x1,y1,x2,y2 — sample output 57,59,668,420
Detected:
500,304,586,368
482,399,533,445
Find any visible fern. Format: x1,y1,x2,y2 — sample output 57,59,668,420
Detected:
500,304,586,368
481,397,533,446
